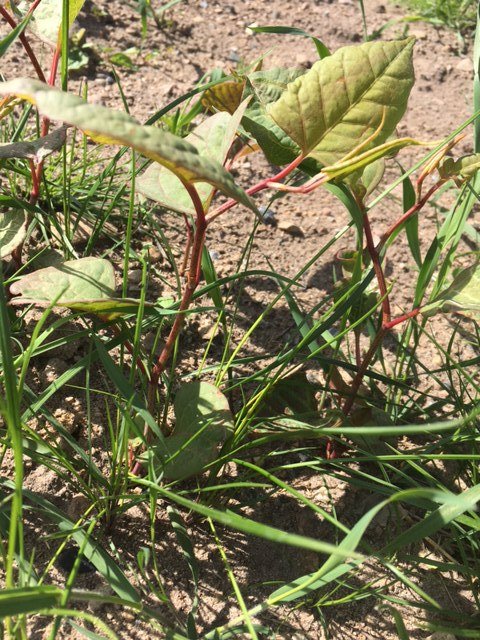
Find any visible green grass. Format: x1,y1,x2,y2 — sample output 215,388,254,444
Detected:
395,0,478,34
1,2,480,639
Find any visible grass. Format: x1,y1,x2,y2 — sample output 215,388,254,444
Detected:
0,2,480,639
395,0,478,35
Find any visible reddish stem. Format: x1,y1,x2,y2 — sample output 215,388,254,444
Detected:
383,307,420,330
179,213,193,277
149,184,207,409
0,3,46,83
130,183,207,475
28,159,40,202
207,154,305,223
363,208,391,325
35,43,62,186
379,182,443,251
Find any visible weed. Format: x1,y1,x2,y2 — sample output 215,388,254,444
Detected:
0,1,480,638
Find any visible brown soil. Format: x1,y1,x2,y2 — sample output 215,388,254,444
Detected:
1,0,479,639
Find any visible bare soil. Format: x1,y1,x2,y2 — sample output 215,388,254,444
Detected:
1,0,479,638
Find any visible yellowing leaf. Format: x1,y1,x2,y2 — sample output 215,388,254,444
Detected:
202,80,245,114
268,38,415,166
0,79,257,214
439,153,480,184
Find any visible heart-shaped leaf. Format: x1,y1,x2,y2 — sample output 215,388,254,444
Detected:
0,79,257,214
137,98,250,214
268,38,415,166
0,126,67,162
10,257,116,306
12,0,86,46
0,209,27,259
152,381,233,480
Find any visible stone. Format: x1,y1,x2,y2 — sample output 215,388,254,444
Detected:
278,219,305,237
456,58,474,73
67,493,90,521
128,269,143,285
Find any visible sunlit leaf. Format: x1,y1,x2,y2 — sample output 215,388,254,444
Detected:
137,98,250,214
0,209,27,259
425,263,480,318
439,153,480,184
268,38,415,165
10,257,116,306
202,80,245,114
150,381,233,480
0,126,67,162
242,67,306,166
0,78,257,214
12,0,86,46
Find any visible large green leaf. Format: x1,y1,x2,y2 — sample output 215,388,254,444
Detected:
0,209,27,259
10,257,116,306
137,98,250,214
150,381,233,480
0,79,257,213
268,38,415,166
12,0,86,46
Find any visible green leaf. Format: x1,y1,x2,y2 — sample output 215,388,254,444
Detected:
0,586,62,616
0,479,140,603
109,52,137,70
151,381,233,480
268,38,415,165
137,98,250,214
12,0,86,46
0,126,67,162
439,153,480,183
425,263,480,317
242,68,306,166
259,372,320,426
10,257,116,306
0,78,257,214
0,8,34,58
0,209,27,259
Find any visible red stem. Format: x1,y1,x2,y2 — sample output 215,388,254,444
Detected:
0,3,46,83
379,182,443,251
207,154,305,223
363,208,391,325
383,308,420,330
130,183,207,475
148,183,207,409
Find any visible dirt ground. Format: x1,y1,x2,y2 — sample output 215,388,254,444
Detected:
1,0,479,638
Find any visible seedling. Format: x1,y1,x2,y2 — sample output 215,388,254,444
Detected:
1,2,480,473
